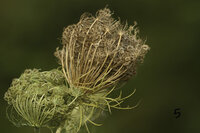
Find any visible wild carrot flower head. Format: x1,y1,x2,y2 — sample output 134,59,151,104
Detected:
4,7,149,133
4,69,69,128
55,8,149,94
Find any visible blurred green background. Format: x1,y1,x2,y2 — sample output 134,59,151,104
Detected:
0,0,200,133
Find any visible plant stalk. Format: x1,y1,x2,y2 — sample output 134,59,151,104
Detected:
34,127,40,133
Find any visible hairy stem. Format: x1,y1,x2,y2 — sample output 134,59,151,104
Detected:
56,126,62,133
34,127,40,133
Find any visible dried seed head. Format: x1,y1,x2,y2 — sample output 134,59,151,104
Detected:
55,8,150,93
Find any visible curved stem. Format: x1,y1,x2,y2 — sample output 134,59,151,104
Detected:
56,126,62,133
34,127,40,133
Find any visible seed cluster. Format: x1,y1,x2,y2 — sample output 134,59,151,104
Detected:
55,8,149,93
4,69,70,128
4,8,149,133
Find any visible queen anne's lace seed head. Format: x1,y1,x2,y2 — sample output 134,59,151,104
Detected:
4,69,69,128
4,7,150,133
55,7,150,93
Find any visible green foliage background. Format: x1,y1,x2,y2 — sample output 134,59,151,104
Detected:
0,0,200,133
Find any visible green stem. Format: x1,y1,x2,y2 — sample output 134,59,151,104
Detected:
34,127,40,133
